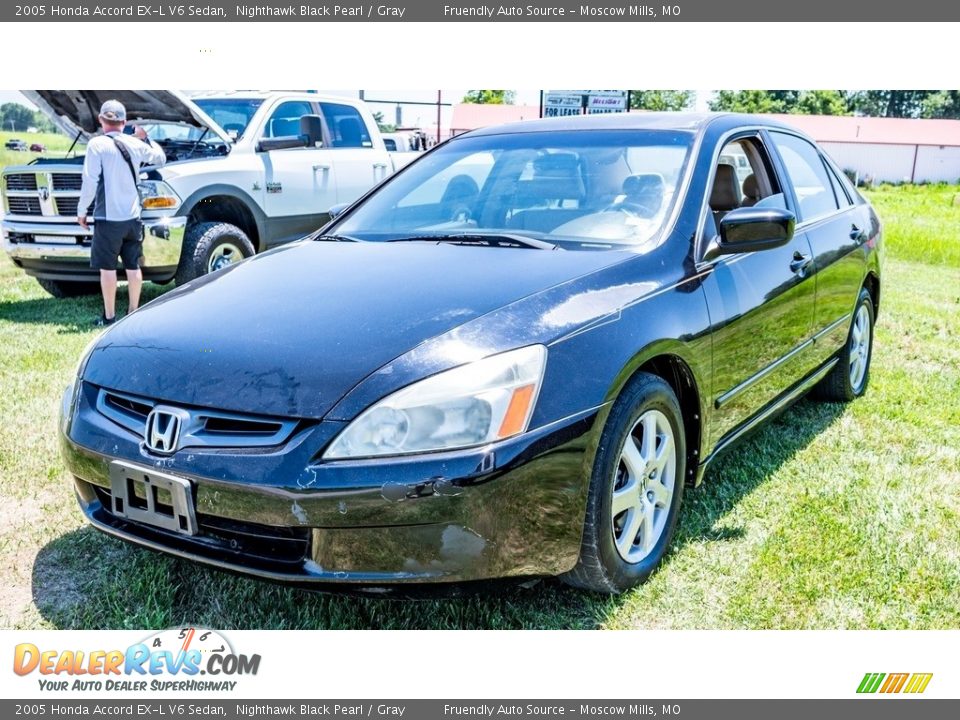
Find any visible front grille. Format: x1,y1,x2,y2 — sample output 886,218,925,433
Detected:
6,196,41,215
96,387,301,451
55,197,80,216
92,485,310,564
52,173,83,191
5,173,38,191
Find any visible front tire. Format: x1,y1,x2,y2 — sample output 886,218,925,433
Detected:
35,278,101,298
562,373,686,594
175,221,255,286
813,287,875,402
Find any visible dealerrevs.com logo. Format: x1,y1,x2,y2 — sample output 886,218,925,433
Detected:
13,628,261,692
857,672,933,694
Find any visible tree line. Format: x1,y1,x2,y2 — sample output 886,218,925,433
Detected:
462,90,960,118
0,103,57,133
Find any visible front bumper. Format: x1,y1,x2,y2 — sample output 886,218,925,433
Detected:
62,382,601,588
3,215,186,281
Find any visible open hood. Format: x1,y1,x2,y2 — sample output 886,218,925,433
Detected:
23,90,233,145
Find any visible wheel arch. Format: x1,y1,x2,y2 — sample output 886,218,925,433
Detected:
863,270,880,320
603,341,707,488
180,185,266,252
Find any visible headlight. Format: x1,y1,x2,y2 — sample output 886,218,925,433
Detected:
323,345,547,460
138,180,180,210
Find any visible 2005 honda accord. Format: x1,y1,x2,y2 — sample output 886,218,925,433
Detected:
61,113,882,594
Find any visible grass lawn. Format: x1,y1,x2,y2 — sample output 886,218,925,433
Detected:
0,186,957,630
0,130,82,172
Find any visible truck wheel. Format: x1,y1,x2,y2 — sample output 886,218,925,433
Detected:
175,221,255,286
35,278,101,299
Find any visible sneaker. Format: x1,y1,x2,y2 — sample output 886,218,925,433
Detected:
94,314,116,327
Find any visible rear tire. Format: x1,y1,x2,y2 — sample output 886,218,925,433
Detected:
35,278,101,298
562,373,686,594
813,287,875,402
175,221,254,286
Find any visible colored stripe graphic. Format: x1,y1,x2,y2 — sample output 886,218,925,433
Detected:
857,673,885,693
904,673,933,694
880,673,909,693
857,672,933,694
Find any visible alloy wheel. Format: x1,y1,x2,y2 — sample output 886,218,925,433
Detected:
208,242,244,273
848,303,871,391
611,409,677,563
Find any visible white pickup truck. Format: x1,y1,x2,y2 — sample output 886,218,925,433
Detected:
1,91,418,297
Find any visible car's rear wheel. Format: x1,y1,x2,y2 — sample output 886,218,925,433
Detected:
814,287,875,402
175,221,255,286
562,373,685,594
35,278,101,299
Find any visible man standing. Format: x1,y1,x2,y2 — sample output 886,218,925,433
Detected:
77,99,166,326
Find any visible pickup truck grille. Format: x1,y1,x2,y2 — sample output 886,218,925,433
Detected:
5,173,38,191
7,197,42,215
55,197,80,216
52,173,83,191
3,169,85,217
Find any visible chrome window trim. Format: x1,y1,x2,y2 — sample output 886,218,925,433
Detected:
695,125,862,267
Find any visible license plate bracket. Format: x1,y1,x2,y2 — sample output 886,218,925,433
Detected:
108,462,198,535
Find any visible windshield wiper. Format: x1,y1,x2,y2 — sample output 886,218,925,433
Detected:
386,233,559,250
312,233,362,243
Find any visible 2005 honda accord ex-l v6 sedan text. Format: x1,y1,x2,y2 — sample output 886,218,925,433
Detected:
61,113,882,594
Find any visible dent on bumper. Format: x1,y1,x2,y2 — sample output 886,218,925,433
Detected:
3,215,186,273
63,408,601,586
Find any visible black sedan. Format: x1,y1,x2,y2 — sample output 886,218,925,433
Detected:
60,113,882,594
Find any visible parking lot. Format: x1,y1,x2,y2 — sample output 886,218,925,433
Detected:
0,176,957,629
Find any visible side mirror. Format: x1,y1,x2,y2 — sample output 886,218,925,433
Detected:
327,202,350,220
256,115,324,152
703,207,796,262
299,114,324,147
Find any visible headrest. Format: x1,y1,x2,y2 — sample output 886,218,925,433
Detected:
742,173,760,200
710,164,740,211
516,153,585,203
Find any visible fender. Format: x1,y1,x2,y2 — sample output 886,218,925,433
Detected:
178,183,269,246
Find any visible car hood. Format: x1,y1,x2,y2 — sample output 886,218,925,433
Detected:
83,240,630,420
24,90,232,145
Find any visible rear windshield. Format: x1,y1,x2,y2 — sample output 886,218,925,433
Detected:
335,129,693,248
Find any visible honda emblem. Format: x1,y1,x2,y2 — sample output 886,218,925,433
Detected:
144,406,186,454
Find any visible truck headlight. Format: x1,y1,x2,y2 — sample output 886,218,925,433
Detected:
323,345,547,460
138,180,180,210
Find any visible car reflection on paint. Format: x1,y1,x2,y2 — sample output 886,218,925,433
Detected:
61,113,882,594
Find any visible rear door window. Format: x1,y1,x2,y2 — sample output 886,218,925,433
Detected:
770,132,840,222
319,103,373,148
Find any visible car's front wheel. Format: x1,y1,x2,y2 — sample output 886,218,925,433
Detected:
563,373,686,594
814,287,875,402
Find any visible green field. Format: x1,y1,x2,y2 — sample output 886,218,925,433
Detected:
0,130,82,172
0,185,957,630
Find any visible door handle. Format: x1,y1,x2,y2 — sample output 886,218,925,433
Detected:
373,162,388,170
790,252,813,274
850,224,866,242
312,163,330,172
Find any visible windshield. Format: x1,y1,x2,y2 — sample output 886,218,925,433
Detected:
335,130,693,248
193,98,264,140
136,122,209,142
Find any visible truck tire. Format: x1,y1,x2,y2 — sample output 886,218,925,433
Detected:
175,221,255,286
36,278,101,299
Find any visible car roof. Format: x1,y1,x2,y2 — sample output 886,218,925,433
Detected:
460,111,805,138
189,90,355,104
